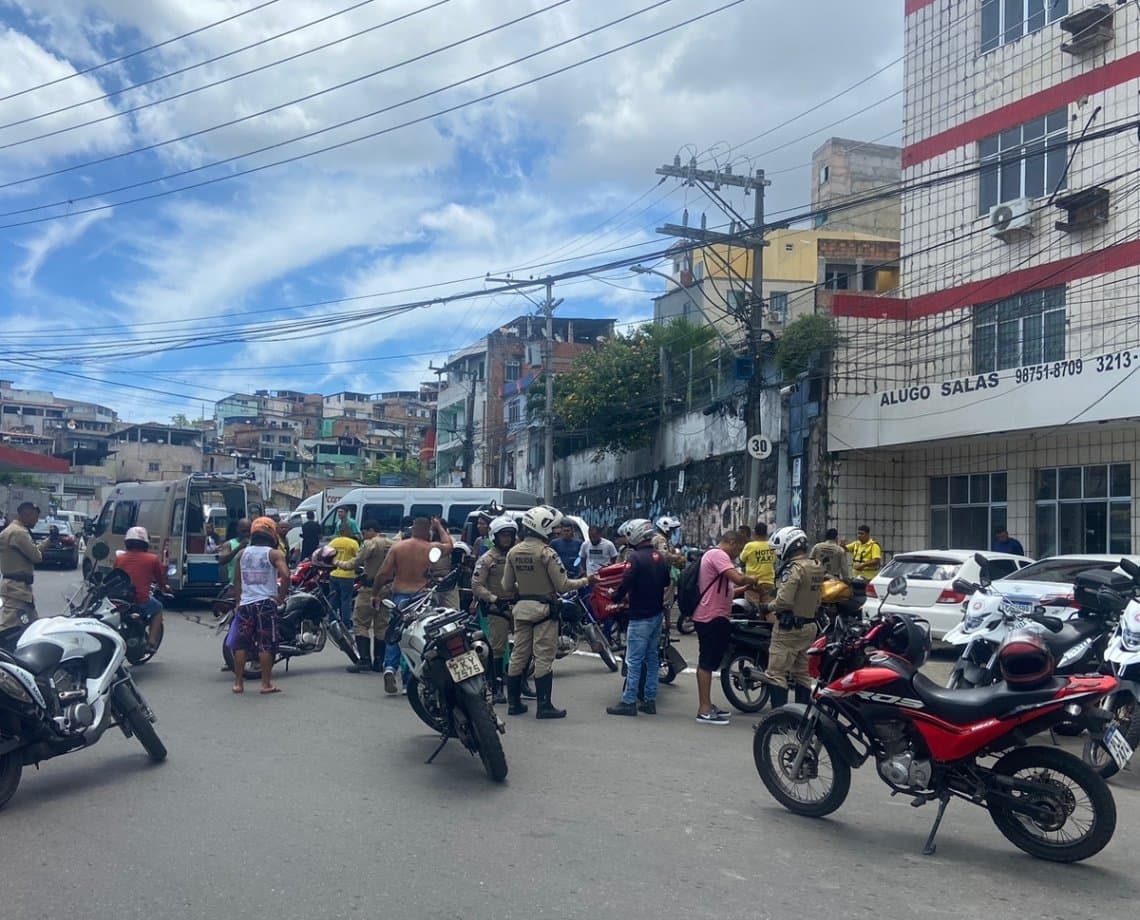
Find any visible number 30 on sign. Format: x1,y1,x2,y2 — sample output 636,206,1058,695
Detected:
747,435,773,460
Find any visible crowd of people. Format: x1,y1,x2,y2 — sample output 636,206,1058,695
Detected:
0,496,889,725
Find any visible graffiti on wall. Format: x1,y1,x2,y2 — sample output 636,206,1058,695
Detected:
557,452,777,547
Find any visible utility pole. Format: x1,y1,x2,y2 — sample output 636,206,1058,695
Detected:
463,380,476,488
542,278,558,504
655,156,771,517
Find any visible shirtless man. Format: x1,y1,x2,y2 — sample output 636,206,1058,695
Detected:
373,517,454,694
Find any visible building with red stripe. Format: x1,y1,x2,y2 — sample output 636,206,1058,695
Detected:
824,0,1139,559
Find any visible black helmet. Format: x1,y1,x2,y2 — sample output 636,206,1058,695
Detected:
877,614,931,667
999,630,1054,689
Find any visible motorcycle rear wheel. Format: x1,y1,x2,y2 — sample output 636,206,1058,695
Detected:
1082,694,1140,780
465,691,508,782
127,621,163,665
753,709,850,818
222,640,262,681
987,746,1115,863
406,675,449,734
721,653,771,713
0,752,22,809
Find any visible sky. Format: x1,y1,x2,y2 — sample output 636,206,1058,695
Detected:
0,0,904,424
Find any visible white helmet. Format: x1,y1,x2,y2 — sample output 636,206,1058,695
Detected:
626,519,657,547
770,526,808,562
655,515,681,534
489,516,518,539
520,505,561,539
125,526,149,545
452,541,471,557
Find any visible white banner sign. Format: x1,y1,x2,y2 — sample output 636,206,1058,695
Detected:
828,349,1140,452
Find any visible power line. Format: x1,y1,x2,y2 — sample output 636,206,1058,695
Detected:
0,0,741,228
0,0,285,103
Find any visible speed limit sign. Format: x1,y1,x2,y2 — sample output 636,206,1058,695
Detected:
747,434,773,460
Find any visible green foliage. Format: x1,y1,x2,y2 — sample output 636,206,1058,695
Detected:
775,313,841,382
530,318,724,457
0,473,42,488
361,456,421,485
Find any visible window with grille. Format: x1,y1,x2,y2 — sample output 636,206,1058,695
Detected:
929,473,1008,550
1036,464,1132,556
978,109,1068,214
973,287,1065,373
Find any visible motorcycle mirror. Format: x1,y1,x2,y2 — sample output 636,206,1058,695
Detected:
1120,557,1140,583
973,552,992,587
952,577,978,596
90,542,109,561
427,546,443,564
886,575,907,597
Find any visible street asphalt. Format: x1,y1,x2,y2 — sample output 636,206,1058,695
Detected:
5,568,1139,920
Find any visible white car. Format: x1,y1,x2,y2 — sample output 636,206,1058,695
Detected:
866,549,1035,639
985,554,1140,619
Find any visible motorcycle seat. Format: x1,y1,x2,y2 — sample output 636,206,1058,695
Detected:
1041,618,1102,662
909,671,1066,723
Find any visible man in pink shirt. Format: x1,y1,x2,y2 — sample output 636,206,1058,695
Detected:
693,530,760,725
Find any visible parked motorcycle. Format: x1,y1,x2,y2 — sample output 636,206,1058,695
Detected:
385,548,507,782
555,591,619,672
1082,558,1140,779
0,600,166,809
945,553,1121,690
620,616,688,697
216,562,360,679
753,575,1119,863
67,545,168,665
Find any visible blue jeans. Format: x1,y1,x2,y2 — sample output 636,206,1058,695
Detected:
385,591,418,683
139,597,163,619
621,613,663,704
329,578,355,629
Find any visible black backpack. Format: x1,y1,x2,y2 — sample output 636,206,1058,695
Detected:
676,557,705,620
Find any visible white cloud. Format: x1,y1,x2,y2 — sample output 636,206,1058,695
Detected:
13,206,110,288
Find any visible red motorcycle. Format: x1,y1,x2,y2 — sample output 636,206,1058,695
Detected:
753,576,1119,863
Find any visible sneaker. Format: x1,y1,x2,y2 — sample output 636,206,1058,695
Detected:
606,701,638,717
696,710,730,726
383,670,397,694
713,707,732,719
638,700,657,715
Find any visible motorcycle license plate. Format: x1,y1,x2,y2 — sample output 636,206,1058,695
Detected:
1103,725,1133,771
445,649,484,682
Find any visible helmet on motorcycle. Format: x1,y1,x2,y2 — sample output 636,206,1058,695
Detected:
655,515,681,535
489,515,518,543
626,519,657,547
770,526,808,561
251,516,278,540
520,505,561,540
124,526,149,548
312,545,337,566
998,630,1055,689
877,614,932,667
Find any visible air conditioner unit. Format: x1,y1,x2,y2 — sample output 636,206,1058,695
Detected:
988,198,1034,241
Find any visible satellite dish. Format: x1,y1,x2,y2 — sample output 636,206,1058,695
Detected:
991,205,1014,231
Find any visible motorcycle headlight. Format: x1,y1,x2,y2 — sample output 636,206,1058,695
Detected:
0,668,34,705
963,612,986,632
1121,625,1140,652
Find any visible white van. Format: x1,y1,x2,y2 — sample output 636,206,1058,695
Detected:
320,488,542,540
85,473,265,596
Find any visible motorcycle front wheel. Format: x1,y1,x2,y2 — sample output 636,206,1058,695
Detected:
405,675,449,734
753,709,850,818
721,653,771,712
126,707,168,762
987,746,1115,862
585,623,619,672
326,619,361,664
1082,693,1140,780
0,752,22,810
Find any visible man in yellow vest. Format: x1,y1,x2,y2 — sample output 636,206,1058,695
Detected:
846,525,882,579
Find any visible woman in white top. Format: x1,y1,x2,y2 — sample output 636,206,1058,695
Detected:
226,517,289,694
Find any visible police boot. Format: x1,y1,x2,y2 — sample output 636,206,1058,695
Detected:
506,675,528,716
768,685,789,708
794,684,812,705
535,673,566,720
521,675,537,699
371,639,384,673
345,637,372,673
489,658,507,705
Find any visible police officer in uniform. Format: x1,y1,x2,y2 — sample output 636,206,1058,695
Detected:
757,526,825,707
501,506,595,719
652,515,686,616
470,516,518,704
810,528,851,580
0,502,50,639
336,519,392,673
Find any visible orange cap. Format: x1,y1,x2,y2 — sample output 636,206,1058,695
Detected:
251,516,278,539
